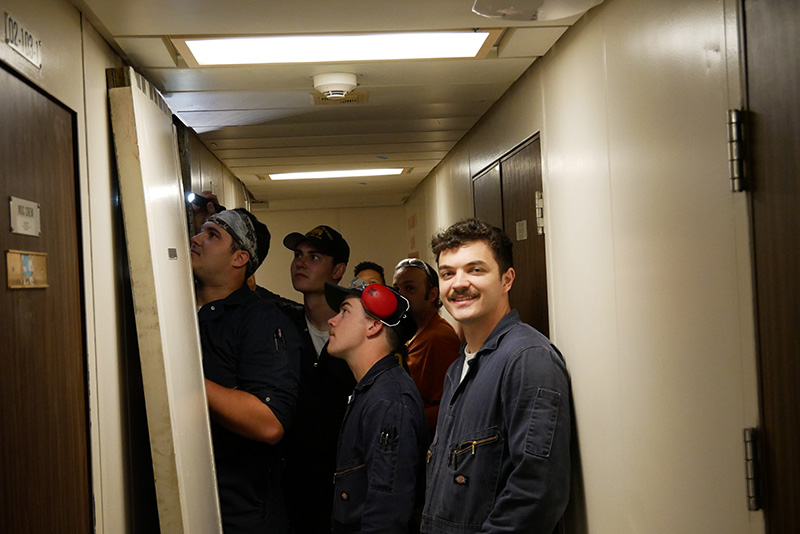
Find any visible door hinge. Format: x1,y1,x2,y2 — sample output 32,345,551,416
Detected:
535,191,545,235
727,109,747,193
743,427,761,511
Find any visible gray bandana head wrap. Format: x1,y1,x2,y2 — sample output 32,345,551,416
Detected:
208,210,260,277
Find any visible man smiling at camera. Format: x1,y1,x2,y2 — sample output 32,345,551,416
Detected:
421,218,572,534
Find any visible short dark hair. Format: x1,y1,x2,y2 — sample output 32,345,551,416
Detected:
430,218,513,274
383,322,405,354
354,261,385,283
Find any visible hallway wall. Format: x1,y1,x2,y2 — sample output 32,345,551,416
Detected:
253,205,409,301
406,0,762,532
1,0,130,530
2,0,766,532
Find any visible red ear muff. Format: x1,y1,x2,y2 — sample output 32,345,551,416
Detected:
361,284,397,320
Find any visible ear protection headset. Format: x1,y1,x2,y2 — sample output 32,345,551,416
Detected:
361,283,405,325
325,280,417,343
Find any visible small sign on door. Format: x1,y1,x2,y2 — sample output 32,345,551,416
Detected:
515,220,528,241
10,196,41,237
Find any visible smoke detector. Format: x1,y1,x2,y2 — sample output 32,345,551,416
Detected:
313,73,358,99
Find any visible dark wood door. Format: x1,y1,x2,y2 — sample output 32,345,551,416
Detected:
472,136,550,337
744,0,800,531
501,136,549,337
0,63,92,532
473,162,504,229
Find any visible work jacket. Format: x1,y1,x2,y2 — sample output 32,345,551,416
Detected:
333,353,427,533
421,310,571,534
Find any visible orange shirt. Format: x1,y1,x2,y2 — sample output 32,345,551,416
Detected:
406,314,461,434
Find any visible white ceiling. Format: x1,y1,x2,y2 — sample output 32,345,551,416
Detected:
73,0,596,209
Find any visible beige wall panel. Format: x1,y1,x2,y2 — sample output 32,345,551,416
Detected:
599,0,758,532
252,206,407,301
405,0,761,532
0,0,83,111
437,145,474,228
189,133,204,193
222,168,240,208
466,66,545,177
80,18,129,534
403,175,433,260
200,147,224,201
538,10,627,531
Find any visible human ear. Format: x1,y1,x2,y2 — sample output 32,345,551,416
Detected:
365,318,384,340
501,267,515,293
427,286,439,304
332,262,347,280
232,250,250,269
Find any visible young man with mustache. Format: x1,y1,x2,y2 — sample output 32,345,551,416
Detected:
421,218,572,534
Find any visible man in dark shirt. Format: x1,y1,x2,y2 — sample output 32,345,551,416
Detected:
324,280,427,533
281,225,357,533
192,208,301,534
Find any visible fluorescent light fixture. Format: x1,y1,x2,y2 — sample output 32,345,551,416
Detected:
269,168,405,180
183,32,492,65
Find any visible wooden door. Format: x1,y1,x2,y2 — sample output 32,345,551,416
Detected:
501,137,549,337
472,136,550,336
473,163,504,229
0,63,92,532
744,0,800,531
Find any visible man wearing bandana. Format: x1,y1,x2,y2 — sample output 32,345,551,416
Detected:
192,208,302,533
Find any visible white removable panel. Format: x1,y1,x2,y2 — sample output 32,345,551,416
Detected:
109,66,221,534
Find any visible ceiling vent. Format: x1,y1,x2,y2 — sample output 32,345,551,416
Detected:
313,72,358,99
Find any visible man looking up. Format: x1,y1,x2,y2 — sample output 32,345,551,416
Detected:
392,258,460,438
324,281,427,533
281,225,357,533
421,218,572,534
192,208,301,534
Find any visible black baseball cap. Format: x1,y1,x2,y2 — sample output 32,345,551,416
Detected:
283,225,350,265
324,279,417,344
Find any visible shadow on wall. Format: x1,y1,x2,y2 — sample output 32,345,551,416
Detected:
563,402,588,534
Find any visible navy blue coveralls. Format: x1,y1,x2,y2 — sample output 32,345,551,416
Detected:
333,353,427,533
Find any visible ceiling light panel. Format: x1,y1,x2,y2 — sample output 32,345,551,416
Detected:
177,32,495,66
269,168,405,180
